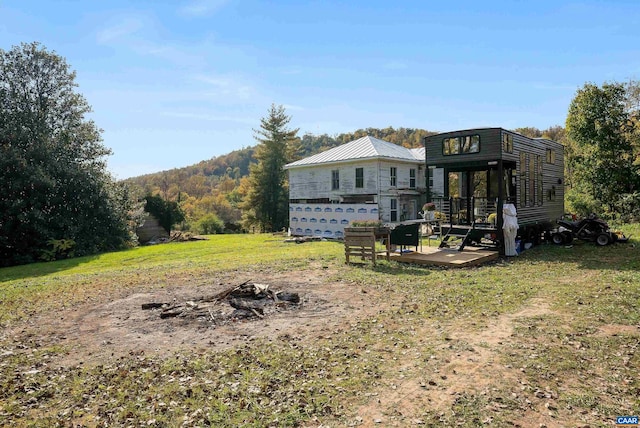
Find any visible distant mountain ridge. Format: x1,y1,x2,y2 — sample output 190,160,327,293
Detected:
123,127,434,192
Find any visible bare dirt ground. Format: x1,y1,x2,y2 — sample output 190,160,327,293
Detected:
352,299,564,427
4,266,569,427
6,266,384,369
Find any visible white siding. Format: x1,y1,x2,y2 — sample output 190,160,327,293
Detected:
289,203,378,238
288,160,381,200
288,158,425,229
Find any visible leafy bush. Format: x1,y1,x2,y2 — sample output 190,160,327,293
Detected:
610,192,640,223
566,188,601,218
39,239,75,262
196,213,224,235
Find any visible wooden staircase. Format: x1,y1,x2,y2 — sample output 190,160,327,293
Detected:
439,224,475,252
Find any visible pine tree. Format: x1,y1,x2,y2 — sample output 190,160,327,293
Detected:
241,104,299,232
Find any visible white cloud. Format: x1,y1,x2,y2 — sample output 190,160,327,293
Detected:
161,111,254,124
96,18,143,44
180,0,228,17
193,74,253,99
283,104,304,111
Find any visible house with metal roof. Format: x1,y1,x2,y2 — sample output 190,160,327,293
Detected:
284,135,426,238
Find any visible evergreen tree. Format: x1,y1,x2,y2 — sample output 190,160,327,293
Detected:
241,104,299,232
0,42,132,265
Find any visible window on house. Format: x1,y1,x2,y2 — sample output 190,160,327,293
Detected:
390,198,398,222
331,170,339,190
502,133,513,153
409,168,416,188
537,155,543,205
519,152,527,208
443,138,459,155
546,149,556,164
529,153,535,205
443,135,480,155
390,167,397,187
355,168,364,188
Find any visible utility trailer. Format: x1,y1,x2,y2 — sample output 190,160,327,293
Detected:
424,128,564,254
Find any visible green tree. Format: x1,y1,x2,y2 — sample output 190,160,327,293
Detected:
196,213,224,235
143,195,185,233
0,42,132,266
566,81,640,219
241,104,299,232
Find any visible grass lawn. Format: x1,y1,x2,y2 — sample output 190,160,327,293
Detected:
1,226,640,427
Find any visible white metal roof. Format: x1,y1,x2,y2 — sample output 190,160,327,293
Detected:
285,135,425,168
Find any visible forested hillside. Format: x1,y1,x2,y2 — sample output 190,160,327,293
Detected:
123,127,435,232
124,126,566,233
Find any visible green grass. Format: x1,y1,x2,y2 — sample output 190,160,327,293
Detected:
1,227,640,427
0,234,344,326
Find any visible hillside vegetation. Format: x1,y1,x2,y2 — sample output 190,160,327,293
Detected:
1,226,638,426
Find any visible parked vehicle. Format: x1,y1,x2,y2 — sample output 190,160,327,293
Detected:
551,214,624,246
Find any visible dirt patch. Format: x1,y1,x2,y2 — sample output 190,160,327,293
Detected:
5,267,382,368
353,298,561,427
595,324,640,337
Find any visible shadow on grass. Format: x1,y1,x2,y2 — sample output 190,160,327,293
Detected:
345,260,434,277
0,254,99,283
506,237,640,272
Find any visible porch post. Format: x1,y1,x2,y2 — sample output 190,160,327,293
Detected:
424,136,431,203
497,159,505,255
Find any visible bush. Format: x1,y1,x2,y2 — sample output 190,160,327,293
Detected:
197,214,224,235
610,192,640,223
566,188,601,218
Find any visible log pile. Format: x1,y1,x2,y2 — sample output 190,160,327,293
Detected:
141,281,301,324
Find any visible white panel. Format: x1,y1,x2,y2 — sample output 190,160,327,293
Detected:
289,203,379,238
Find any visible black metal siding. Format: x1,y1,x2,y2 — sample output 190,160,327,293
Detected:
425,128,503,167
425,128,565,226
515,137,564,226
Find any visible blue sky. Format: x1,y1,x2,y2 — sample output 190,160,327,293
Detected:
1,1,639,178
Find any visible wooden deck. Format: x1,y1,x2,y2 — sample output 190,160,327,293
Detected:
384,246,499,267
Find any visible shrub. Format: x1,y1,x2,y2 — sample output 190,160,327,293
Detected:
197,213,224,235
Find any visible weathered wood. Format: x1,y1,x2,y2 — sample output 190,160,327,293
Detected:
160,309,184,319
141,302,168,310
275,292,300,304
229,298,267,312
202,280,252,303
144,281,301,323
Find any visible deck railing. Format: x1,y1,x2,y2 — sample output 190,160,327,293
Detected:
431,197,498,225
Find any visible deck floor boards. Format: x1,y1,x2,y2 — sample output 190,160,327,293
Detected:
384,246,499,267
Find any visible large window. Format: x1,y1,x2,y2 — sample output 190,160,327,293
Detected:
518,151,543,207
331,170,339,190
443,135,480,155
529,154,535,205
390,167,397,187
519,152,526,207
409,168,416,188
537,155,543,205
546,148,556,164
390,198,398,222
355,168,364,188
